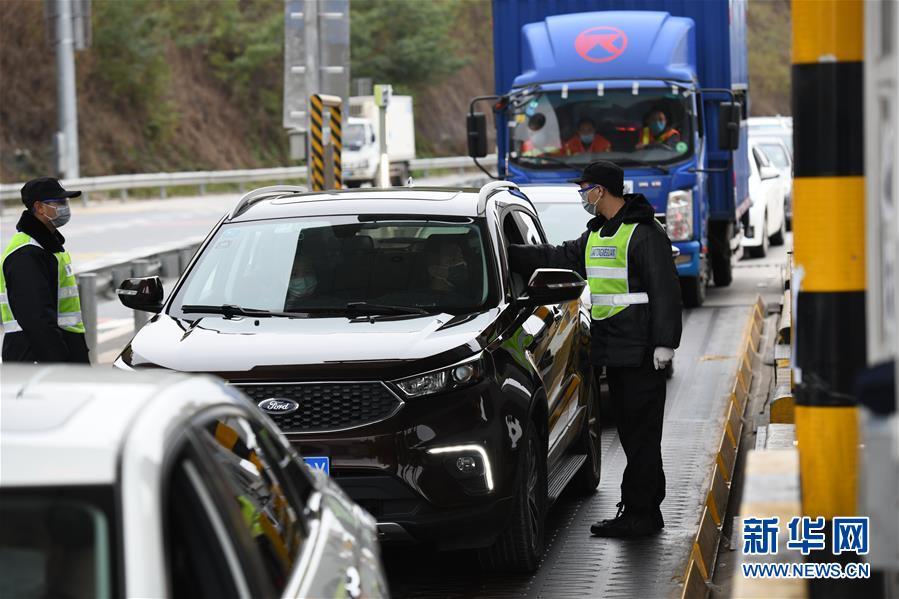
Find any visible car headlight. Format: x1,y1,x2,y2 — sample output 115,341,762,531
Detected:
393,355,484,398
666,189,693,242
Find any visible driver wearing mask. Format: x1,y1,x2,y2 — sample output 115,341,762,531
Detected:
561,117,612,156
285,254,318,305
636,108,680,149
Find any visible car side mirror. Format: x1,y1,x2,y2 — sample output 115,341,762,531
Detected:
467,112,488,158
116,276,164,313
519,268,586,304
718,102,741,150
760,165,781,181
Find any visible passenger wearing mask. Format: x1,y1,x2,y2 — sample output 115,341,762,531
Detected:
561,118,612,156
0,177,89,363
427,241,468,294
636,108,680,149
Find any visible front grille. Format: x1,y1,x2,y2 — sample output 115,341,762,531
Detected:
235,382,402,433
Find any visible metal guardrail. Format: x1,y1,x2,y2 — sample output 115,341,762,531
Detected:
0,155,495,204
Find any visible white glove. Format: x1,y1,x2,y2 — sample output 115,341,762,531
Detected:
653,347,675,370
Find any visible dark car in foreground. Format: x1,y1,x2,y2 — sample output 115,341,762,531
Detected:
114,182,601,571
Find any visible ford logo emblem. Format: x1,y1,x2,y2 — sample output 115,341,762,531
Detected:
258,398,300,414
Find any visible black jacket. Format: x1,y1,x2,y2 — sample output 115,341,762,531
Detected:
1,210,90,363
509,194,682,368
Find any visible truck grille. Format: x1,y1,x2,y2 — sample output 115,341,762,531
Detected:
234,382,402,433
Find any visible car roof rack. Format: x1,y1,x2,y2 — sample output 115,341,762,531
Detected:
229,185,307,219
476,180,521,214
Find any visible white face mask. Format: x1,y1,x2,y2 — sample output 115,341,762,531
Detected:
578,186,602,216
42,201,71,227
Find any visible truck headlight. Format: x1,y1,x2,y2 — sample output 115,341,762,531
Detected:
393,355,484,398
666,189,693,242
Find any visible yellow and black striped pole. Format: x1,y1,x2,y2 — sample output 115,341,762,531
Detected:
330,101,342,188
792,0,866,586
309,94,343,191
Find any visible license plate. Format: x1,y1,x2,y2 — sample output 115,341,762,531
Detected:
624,180,634,194
303,456,330,475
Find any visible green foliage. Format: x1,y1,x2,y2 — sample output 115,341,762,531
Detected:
350,0,466,92
91,0,173,136
747,0,791,116
162,0,282,97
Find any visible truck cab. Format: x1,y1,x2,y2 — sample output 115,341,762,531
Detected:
469,3,750,307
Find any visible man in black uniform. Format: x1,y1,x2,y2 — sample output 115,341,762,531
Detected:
509,161,682,537
1,177,89,363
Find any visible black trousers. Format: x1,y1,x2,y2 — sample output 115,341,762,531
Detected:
605,351,667,514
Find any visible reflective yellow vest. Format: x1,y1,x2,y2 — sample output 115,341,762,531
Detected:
0,232,85,334
584,223,649,320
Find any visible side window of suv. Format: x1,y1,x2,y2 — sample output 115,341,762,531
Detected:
194,415,308,595
514,211,546,245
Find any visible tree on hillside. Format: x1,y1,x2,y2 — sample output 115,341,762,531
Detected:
350,0,466,92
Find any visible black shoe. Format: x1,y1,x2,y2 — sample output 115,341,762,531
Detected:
590,510,663,538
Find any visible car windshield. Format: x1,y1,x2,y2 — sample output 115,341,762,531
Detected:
171,217,496,316
0,487,116,599
749,127,793,153
509,86,695,170
532,202,591,244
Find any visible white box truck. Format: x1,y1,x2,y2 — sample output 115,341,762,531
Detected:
343,95,415,187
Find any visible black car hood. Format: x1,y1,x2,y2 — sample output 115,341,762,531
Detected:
126,310,501,376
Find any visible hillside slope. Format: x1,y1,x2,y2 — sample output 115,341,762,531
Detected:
0,0,787,181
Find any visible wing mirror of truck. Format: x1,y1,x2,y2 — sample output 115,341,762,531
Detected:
467,112,488,158
718,102,741,151
519,268,586,305
116,276,164,313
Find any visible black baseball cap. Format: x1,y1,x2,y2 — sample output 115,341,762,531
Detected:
21,177,81,210
569,160,624,196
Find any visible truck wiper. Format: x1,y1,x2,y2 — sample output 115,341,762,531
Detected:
345,302,429,315
182,304,304,319
618,158,670,174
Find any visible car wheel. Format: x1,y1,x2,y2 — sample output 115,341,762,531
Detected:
574,378,601,494
680,275,705,308
770,207,786,246
345,180,362,188
747,211,769,258
478,420,546,573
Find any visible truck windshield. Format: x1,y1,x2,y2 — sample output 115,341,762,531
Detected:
171,217,497,317
509,87,695,170
344,123,367,150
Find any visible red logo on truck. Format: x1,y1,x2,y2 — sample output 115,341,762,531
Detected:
575,26,628,63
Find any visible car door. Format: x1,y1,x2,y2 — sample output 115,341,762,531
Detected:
505,208,580,460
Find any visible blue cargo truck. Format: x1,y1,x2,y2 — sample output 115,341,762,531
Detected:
467,0,750,307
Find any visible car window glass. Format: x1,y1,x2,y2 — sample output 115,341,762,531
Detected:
0,489,115,599
514,211,545,245
760,143,790,168
165,457,243,599
196,416,305,594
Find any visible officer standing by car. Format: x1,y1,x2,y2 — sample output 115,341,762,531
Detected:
508,160,682,537
0,177,89,363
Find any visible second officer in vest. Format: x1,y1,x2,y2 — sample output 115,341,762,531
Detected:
0,177,89,363
508,160,682,537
